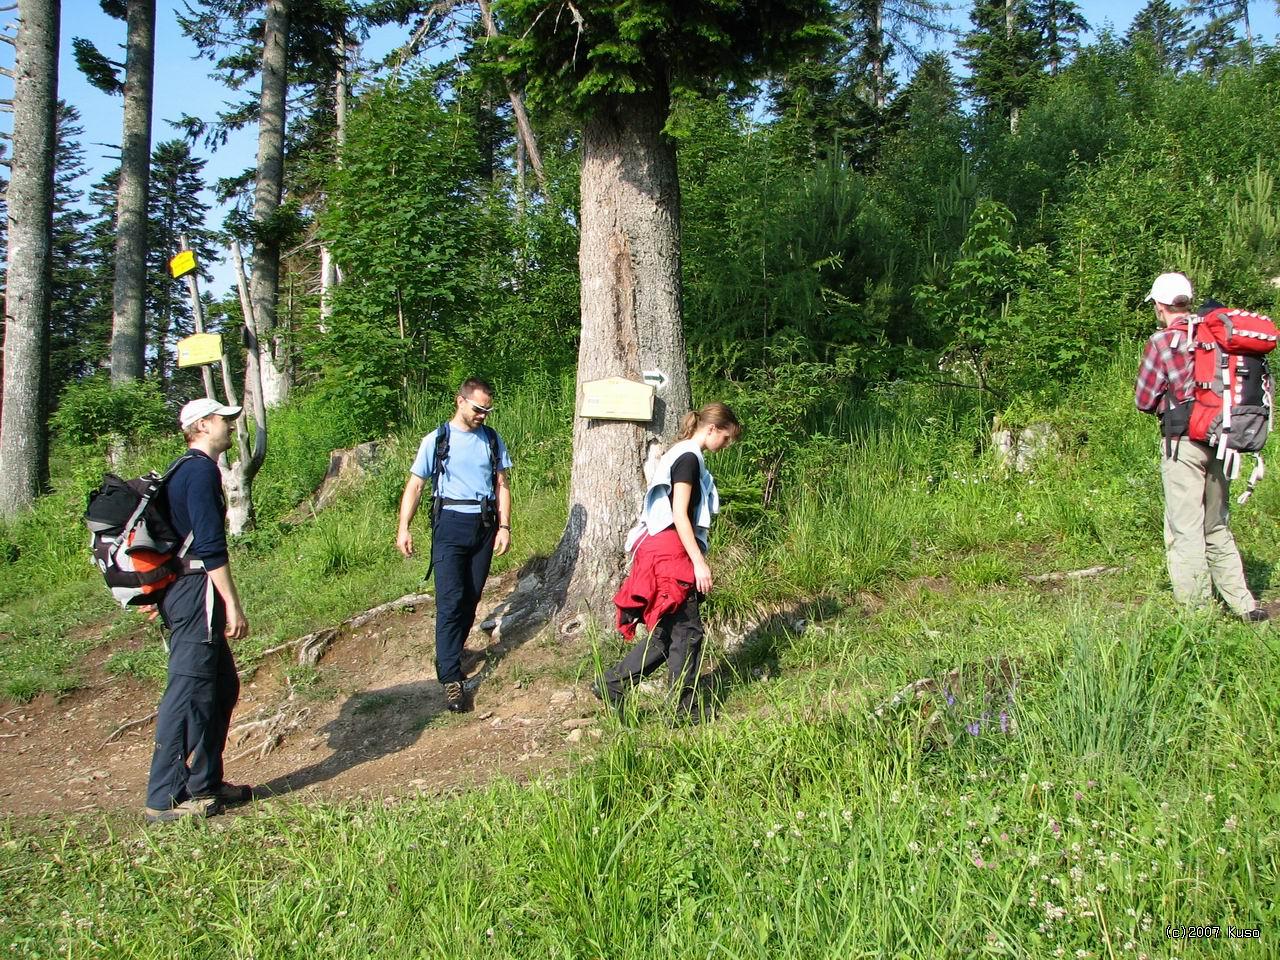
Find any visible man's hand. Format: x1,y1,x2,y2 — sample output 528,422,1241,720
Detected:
693,557,713,595
494,527,511,556
397,529,414,558
225,603,249,640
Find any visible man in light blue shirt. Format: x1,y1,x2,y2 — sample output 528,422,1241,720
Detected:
397,378,512,712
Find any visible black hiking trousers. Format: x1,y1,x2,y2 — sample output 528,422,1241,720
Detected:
432,509,497,685
602,595,704,712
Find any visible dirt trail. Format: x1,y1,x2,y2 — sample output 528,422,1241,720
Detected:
0,571,606,817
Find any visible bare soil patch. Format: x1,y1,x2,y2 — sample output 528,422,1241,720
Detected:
0,571,603,818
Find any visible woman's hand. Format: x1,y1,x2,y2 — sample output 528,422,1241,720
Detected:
693,557,713,594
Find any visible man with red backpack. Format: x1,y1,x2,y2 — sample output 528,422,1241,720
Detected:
1135,272,1270,622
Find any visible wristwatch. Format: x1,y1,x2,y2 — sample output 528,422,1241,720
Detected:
499,524,511,530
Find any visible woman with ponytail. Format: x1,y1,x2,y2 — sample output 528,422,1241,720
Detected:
596,402,741,719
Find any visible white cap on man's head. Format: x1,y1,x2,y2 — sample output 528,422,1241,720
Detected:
1144,272,1194,305
179,397,242,430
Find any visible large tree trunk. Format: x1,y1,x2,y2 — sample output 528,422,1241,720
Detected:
0,0,59,518
108,0,155,383
544,90,692,623
251,0,290,407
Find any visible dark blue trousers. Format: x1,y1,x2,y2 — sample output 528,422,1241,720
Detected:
146,573,240,810
431,510,496,685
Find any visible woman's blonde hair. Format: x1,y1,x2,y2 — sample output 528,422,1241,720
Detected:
677,402,741,442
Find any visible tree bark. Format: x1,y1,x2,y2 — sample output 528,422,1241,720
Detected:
544,90,692,623
1006,0,1020,133
108,0,156,383
0,0,59,517
319,30,346,328
871,0,886,110
226,239,269,535
251,0,290,408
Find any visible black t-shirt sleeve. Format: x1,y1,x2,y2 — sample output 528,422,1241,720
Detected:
668,452,701,528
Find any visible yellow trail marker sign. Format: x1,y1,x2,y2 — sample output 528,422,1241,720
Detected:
177,332,223,368
169,249,197,279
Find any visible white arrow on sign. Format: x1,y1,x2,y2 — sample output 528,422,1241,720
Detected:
642,369,667,388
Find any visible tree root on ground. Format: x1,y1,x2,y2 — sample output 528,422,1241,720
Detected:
228,695,311,763
260,592,435,666
100,711,159,748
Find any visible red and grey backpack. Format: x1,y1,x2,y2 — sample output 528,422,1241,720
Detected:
1162,302,1278,502
84,453,201,607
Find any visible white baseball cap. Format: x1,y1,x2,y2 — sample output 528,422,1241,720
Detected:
1144,272,1194,305
179,397,242,430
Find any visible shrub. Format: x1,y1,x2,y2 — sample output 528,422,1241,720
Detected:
51,375,172,449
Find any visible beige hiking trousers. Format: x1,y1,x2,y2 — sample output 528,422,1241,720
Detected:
1160,439,1257,616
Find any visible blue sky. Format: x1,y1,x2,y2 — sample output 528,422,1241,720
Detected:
11,1,1280,296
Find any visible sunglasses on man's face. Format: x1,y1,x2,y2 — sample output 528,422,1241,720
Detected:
460,396,492,415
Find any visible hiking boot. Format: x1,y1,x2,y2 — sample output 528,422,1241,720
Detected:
443,680,472,713
1244,607,1270,623
143,796,219,824
196,782,253,805
591,678,624,711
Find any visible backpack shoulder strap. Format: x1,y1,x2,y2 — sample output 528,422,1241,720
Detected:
430,422,450,496
159,451,201,485
483,426,500,493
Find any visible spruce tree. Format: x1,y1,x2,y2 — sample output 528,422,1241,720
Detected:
960,0,1043,131
146,140,216,393
49,103,105,400
178,0,351,408
496,0,834,616
1125,0,1193,72
0,0,60,517
73,0,159,385
1028,0,1087,75
1187,3,1249,75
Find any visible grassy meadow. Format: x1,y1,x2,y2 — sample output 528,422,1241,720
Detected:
2,356,1279,958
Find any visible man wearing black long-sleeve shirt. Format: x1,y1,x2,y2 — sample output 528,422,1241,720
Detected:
143,397,253,823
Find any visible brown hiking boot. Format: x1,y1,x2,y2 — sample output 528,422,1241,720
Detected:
143,796,220,824
443,681,472,713
196,782,253,805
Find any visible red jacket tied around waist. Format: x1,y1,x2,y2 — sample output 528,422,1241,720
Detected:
613,528,695,640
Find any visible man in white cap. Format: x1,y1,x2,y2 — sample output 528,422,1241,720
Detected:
1135,272,1266,621
144,397,254,822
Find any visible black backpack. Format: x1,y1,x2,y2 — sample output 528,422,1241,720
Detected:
84,453,199,607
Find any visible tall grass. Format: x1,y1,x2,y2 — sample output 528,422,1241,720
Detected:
2,601,1274,958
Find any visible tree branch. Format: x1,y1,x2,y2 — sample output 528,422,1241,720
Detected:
476,0,547,192
393,0,467,65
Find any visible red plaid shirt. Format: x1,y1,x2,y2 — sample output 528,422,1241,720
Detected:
1135,319,1194,415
